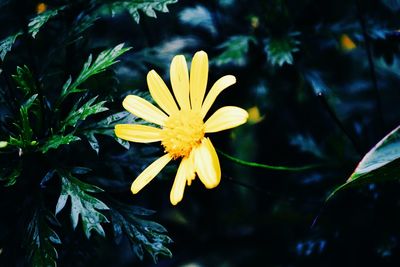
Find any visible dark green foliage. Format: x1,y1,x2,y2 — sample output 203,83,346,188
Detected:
103,0,178,23
264,32,300,66
0,2,174,266
110,202,173,262
55,171,109,238
26,209,61,267
0,31,21,60
40,134,81,153
28,7,65,38
12,65,37,96
214,35,256,66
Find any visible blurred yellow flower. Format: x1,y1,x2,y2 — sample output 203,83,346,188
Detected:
115,51,248,205
340,34,356,51
36,2,47,14
247,106,264,124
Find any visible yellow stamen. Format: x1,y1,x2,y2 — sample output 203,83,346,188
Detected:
161,110,205,159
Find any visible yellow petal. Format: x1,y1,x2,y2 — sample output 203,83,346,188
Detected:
123,95,168,126
193,138,221,189
147,70,179,115
186,151,196,186
131,154,172,194
170,158,190,205
190,51,208,111
115,124,162,143
200,75,236,118
204,106,248,133
170,55,190,110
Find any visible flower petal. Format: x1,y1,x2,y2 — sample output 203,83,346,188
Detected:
147,70,179,115
204,106,248,133
123,95,168,126
186,151,196,186
193,138,221,189
170,55,190,110
115,124,162,143
200,75,236,118
131,154,172,194
190,51,208,111
170,158,190,205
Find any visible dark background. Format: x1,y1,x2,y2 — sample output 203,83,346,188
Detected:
2,0,400,266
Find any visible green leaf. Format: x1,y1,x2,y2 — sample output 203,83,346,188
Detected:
12,65,37,96
264,32,300,66
61,96,108,131
0,164,22,187
213,35,256,66
0,31,22,61
27,209,61,267
328,125,400,199
40,134,80,153
55,171,109,238
28,7,64,38
110,201,172,262
106,0,178,23
61,43,131,100
19,94,38,147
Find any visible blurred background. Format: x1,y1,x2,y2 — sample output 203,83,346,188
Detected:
2,0,400,266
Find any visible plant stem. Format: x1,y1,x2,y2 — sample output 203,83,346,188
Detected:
217,149,320,171
356,0,384,133
317,92,364,155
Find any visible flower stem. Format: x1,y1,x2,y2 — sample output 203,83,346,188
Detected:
217,149,320,171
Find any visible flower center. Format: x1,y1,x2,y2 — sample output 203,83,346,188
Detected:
161,110,205,159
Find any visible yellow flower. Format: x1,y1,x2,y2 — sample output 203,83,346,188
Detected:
115,51,248,205
36,3,47,14
340,34,356,51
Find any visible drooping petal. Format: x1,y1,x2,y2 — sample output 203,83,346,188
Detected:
190,51,208,111
186,151,196,186
193,138,221,189
170,55,190,110
200,75,236,118
147,70,179,115
115,124,162,143
131,154,172,194
204,106,248,133
170,158,190,205
123,95,168,126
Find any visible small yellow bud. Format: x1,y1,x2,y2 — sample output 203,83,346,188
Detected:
0,141,8,148
36,3,47,14
247,106,265,125
340,34,356,51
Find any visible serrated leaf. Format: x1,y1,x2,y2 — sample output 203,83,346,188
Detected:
106,0,178,23
328,125,400,199
27,209,61,267
61,96,108,131
12,65,37,96
214,35,256,66
0,31,22,61
264,32,300,66
40,134,80,153
55,171,109,238
60,44,131,100
110,201,172,263
28,7,64,38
